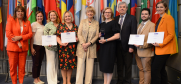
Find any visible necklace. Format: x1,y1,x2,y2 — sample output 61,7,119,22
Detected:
66,23,72,26
68,24,72,26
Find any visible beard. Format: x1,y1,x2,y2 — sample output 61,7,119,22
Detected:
141,18,149,22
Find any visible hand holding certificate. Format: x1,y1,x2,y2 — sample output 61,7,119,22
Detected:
128,34,145,45
147,32,164,43
42,35,57,46
61,32,76,43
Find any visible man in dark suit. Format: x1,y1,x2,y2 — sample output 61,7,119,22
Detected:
114,1,137,84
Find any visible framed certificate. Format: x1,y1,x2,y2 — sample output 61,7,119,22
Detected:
42,35,57,46
128,34,145,45
61,32,76,43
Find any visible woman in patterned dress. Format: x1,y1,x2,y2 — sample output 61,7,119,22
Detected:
56,11,78,84
44,10,60,84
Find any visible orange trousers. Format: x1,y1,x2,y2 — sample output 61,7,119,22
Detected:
7,51,27,84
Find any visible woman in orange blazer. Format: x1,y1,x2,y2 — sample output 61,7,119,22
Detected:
151,1,177,84
6,6,32,84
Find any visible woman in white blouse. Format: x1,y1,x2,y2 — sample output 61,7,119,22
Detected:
30,11,45,84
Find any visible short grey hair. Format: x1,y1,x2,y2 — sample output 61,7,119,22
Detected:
117,1,128,9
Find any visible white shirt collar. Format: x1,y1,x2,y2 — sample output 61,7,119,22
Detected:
142,20,149,25
120,13,127,17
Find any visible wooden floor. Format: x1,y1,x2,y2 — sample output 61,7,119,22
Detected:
0,74,139,84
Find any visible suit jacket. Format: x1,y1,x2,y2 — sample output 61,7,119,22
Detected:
137,20,154,57
6,17,32,52
155,13,177,55
114,14,137,51
76,19,99,58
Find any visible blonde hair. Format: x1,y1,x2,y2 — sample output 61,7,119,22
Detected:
102,7,114,21
85,6,96,16
47,10,60,23
62,11,74,23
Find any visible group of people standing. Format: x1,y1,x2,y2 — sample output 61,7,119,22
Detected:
5,1,176,84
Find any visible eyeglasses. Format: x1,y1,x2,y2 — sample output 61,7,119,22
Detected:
104,12,111,14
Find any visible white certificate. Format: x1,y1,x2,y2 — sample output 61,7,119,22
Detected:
128,34,145,45
42,35,57,46
147,32,164,43
61,32,76,43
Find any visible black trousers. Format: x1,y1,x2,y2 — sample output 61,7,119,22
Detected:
151,54,170,84
116,41,133,84
32,44,45,78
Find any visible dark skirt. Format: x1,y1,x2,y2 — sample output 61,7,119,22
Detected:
98,41,116,73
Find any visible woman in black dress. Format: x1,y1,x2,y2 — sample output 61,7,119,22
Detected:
99,7,120,84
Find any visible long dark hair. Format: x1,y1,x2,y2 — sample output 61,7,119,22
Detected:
13,6,27,21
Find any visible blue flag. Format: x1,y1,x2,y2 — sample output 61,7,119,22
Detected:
37,0,47,25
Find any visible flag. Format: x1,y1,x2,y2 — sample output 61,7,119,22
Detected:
27,0,36,56
75,0,81,26
151,0,161,23
27,0,36,23
86,0,95,7
5,0,16,47
17,0,24,6
168,0,178,53
110,0,117,17
147,0,150,8
44,0,61,21
0,0,3,51
61,0,67,19
56,0,61,22
67,0,74,23
80,0,86,20
99,0,104,23
107,0,110,7
139,0,147,23
104,0,107,8
131,0,137,16
100,0,104,12
95,0,100,21
37,0,47,25
116,0,122,16
7,0,16,19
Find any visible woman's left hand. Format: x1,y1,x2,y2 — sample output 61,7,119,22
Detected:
99,39,106,44
17,42,22,48
83,48,88,52
12,36,22,41
152,42,160,47
99,32,101,38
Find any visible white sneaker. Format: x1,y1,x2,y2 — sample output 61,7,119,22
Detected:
39,81,45,84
